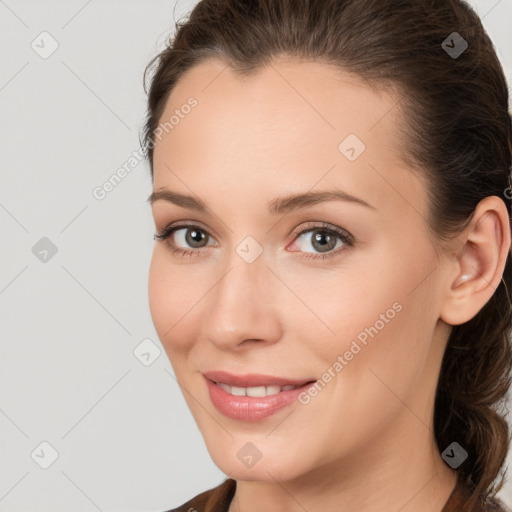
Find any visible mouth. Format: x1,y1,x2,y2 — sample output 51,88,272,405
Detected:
203,371,318,422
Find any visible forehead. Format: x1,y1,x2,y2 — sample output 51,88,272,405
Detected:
155,57,400,149
152,57,427,222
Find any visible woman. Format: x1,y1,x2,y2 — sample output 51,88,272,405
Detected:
142,0,512,510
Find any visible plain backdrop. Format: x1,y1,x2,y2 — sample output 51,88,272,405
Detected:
1,0,511,510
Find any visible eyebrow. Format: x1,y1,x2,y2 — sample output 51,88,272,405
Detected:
147,188,376,214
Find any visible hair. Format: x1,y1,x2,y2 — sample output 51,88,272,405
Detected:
141,0,512,507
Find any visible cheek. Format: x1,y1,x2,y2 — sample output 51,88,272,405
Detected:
309,273,437,431
148,248,203,351
278,257,403,350
284,247,434,389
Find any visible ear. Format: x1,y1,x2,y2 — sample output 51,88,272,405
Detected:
440,196,511,326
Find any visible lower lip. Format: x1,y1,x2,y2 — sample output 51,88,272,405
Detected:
205,377,316,422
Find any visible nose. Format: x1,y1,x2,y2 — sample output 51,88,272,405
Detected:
201,254,283,351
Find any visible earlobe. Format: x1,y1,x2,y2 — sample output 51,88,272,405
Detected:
440,196,511,326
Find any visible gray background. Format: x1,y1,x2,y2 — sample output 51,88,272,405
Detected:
1,0,511,510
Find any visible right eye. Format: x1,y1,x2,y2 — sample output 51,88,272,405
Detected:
154,224,217,257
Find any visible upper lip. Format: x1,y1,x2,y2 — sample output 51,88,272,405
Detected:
203,371,316,388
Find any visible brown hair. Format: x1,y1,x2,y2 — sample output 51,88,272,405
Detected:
141,0,512,507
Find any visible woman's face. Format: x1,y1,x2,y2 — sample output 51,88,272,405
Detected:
148,58,453,482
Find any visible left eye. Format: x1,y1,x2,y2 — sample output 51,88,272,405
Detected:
290,226,351,255
173,226,212,249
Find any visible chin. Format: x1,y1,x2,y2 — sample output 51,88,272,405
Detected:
209,446,308,483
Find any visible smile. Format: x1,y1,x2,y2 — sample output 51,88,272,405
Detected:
204,375,317,422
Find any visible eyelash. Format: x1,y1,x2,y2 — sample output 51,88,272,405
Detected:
153,221,354,261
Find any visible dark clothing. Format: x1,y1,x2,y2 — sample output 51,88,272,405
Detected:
164,477,510,512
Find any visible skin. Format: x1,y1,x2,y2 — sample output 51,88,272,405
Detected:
147,57,511,512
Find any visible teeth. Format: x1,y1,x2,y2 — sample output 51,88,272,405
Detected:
216,382,301,396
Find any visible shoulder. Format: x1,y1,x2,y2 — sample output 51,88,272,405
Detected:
162,478,236,512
